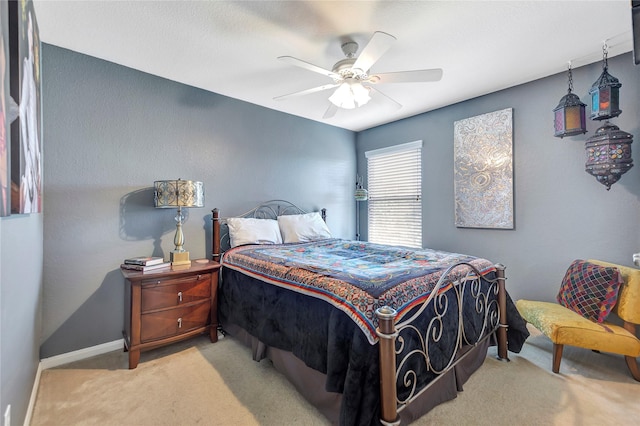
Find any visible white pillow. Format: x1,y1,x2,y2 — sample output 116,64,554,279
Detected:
277,212,332,243
226,218,283,248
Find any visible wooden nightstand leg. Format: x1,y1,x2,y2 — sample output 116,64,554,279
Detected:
209,326,218,343
129,349,140,369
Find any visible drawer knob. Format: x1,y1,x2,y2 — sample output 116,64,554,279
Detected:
177,291,183,302
177,318,182,328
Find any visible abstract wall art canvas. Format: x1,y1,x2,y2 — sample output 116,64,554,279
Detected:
0,1,9,217
454,108,513,229
9,0,41,214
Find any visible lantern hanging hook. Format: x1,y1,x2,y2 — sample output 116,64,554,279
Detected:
602,41,609,70
566,61,574,93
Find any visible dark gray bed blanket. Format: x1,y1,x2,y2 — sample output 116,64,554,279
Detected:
219,267,529,425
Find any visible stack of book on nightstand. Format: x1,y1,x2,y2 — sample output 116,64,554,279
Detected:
121,256,171,272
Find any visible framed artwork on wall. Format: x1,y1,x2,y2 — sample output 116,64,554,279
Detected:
453,108,514,229
0,1,9,217
9,0,41,214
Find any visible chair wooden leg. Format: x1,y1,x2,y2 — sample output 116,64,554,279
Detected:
622,322,640,382
624,356,640,382
552,343,563,374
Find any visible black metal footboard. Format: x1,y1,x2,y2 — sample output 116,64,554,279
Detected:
376,263,508,425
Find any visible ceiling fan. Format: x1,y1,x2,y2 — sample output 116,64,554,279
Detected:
274,31,443,119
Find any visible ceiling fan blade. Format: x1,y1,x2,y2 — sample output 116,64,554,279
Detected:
369,87,402,110
323,104,339,119
369,69,444,84
274,83,339,101
278,56,341,80
352,31,396,72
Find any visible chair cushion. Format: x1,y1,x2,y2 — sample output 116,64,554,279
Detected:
557,259,622,323
516,300,640,357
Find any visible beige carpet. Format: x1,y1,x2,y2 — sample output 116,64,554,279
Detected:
31,325,639,425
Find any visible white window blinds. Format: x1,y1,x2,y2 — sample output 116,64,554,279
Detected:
366,141,422,248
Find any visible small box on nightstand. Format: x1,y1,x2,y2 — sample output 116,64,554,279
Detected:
170,251,191,266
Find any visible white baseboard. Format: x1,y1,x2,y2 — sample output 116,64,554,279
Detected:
23,362,42,426
40,339,124,370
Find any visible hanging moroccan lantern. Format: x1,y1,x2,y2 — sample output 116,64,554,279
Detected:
589,43,621,121
585,121,633,190
553,63,587,138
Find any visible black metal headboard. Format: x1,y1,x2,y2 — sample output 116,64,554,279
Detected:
211,200,327,261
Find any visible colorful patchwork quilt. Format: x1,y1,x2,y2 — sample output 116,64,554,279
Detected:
222,239,494,344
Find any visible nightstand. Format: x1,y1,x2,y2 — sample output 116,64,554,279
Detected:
121,259,221,369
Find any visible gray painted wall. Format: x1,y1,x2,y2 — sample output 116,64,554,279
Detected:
40,44,356,358
0,214,43,426
357,52,640,304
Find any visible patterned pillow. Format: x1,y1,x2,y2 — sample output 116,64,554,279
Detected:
557,259,622,323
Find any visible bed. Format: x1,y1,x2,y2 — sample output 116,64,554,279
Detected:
211,200,528,425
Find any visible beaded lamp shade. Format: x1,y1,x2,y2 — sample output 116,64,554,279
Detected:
585,122,633,190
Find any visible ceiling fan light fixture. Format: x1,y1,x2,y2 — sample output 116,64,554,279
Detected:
328,79,371,109
276,31,442,116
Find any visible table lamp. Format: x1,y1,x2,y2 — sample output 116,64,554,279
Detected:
154,179,204,266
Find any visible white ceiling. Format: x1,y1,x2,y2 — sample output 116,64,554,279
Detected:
33,1,633,132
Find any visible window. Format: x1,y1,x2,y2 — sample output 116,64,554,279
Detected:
366,141,422,248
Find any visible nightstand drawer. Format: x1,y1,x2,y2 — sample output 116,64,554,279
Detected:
141,273,211,312
140,301,210,342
